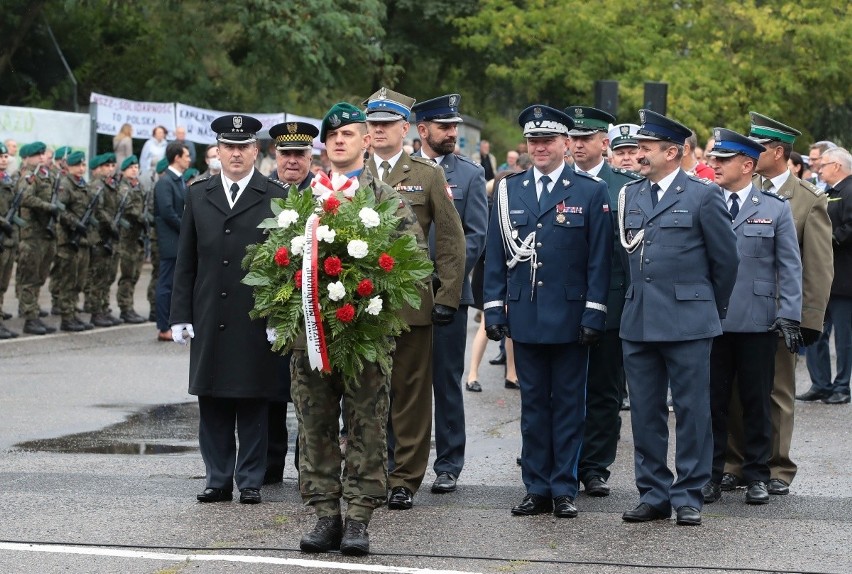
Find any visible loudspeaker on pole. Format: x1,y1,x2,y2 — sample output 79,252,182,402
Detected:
643,82,668,115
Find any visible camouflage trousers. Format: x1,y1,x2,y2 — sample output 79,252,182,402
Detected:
290,351,390,524
85,245,118,314
0,244,15,310
54,245,90,320
146,230,159,311
16,237,56,319
116,241,144,312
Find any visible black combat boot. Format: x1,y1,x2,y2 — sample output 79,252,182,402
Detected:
340,518,370,556
300,515,343,553
60,318,86,332
23,319,47,335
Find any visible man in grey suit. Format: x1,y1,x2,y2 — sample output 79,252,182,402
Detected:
701,128,802,506
619,110,739,526
411,94,488,494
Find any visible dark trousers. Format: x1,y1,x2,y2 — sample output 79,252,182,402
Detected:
514,341,588,499
805,296,852,395
198,396,268,491
623,338,713,512
710,332,776,483
155,256,175,332
267,352,295,474
431,305,468,478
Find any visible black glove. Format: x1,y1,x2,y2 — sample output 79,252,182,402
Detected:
0,219,13,236
431,303,456,326
485,323,510,342
800,327,822,347
769,317,803,354
578,326,603,346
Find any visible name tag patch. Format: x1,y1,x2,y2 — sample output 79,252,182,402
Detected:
747,218,773,224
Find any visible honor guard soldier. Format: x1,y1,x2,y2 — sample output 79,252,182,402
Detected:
292,103,426,556
0,141,20,338
723,113,833,496
364,87,466,511
170,114,288,508
565,105,642,497
411,94,489,495
702,129,802,506
608,124,641,171
618,109,739,526
484,105,613,518
114,155,148,324
16,141,60,335
262,120,319,485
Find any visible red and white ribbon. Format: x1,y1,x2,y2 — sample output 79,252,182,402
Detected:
302,214,331,373
310,171,359,200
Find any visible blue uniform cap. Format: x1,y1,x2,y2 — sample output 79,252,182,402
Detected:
518,105,574,138
635,109,692,145
411,94,463,124
707,128,765,160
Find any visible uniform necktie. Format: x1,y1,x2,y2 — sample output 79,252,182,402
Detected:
538,175,552,210
729,194,739,221
650,183,660,207
380,160,392,183
761,178,773,192
229,182,239,203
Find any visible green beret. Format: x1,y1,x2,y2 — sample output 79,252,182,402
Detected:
23,141,47,157
54,146,71,160
0,142,7,155
319,102,366,143
182,167,199,181
16,143,29,158
103,152,117,164
66,151,85,166
121,154,139,171
155,157,169,174
89,154,107,170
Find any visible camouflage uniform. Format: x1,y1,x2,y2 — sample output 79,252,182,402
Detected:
0,171,19,323
115,176,146,315
291,169,426,524
16,164,57,320
145,188,159,320
47,166,67,313
84,175,119,322
54,173,92,322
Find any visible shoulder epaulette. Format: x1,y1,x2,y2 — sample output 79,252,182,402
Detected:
189,175,211,187
624,176,646,187
409,155,441,170
612,167,643,180
760,189,787,201
574,170,602,183
503,170,526,180
687,174,715,186
454,154,479,168
266,177,288,190
798,179,822,196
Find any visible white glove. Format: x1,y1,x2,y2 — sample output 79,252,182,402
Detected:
171,323,195,345
265,327,277,344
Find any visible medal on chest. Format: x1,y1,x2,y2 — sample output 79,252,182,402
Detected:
556,202,567,224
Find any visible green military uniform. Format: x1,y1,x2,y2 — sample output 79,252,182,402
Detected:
363,87,465,502
47,164,68,314
85,162,121,327
0,160,20,338
54,155,94,331
115,170,147,321
16,142,59,333
146,159,167,321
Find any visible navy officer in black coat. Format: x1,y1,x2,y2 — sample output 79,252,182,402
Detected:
618,110,739,526
484,105,612,518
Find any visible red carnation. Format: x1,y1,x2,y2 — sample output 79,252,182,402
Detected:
336,303,356,323
274,246,290,267
378,253,395,272
356,279,374,297
323,196,341,213
294,270,302,288
323,256,342,276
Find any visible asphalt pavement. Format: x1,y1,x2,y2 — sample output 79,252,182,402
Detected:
0,265,850,574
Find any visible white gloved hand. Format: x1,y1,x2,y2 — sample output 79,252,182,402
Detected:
265,327,277,344
171,323,195,345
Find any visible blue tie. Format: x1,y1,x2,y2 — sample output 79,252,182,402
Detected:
729,194,739,221
538,175,551,210
650,183,660,207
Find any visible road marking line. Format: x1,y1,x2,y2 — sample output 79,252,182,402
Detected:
0,542,483,574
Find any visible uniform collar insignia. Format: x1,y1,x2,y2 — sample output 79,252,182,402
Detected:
523,179,529,186
562,178,569,186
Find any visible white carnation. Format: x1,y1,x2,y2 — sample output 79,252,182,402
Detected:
277,209,299,229
359,207,381,229
366,296,383,315
290,235,306,256
347,239,369,259
316,225,336,243
327,281,346,301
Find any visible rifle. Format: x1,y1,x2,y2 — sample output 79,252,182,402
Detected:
140,187,153,254
0,187,27,253
101,175,127,255
69,183,104,250
45,168,66,239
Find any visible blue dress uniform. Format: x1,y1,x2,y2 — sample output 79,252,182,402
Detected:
484,106,612,511
619,110,739,523
412,94,489,488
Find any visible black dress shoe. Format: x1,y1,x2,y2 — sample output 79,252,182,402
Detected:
300,515,343,553
622,503,669,523
745,481,769,504
511,494,552,516
196,487,233,502
239,488,261,504
516,456,522,466
489,351,506,365
676,506,701,526
263,466,284,485
465,380,482,392
340,518,369,556
720,472,742,491
796,387,833,401
823,391,851,404
553,496,578,518
584,476,610,497
767,478,789,495
702,481,721,503
387,486,413,510
431,472,457,493
23,319,47,335
504,379,520,390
